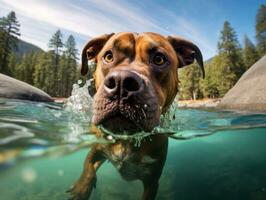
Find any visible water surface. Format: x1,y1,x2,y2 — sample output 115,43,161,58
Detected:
0,98,266,200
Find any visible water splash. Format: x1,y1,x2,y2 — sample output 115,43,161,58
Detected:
63,79,181,146
160,102,178,129
64,79,93,115
97,102,180,146
63,79,95,143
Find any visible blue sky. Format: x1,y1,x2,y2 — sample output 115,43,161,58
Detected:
0,0,264,60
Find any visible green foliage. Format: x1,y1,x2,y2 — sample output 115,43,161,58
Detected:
210,54,238,97
0,11,80,97
178,64,202,100
0,11,20,75
199,62,219,98
33,52,52,93
256,4,266,56
8,52,19,76
58,35,79,97
218,21,240,53
218,21,245,81
15,52,38,85
243,35,260,69
49,30,63,55
33,33,79,97
48,30,64,96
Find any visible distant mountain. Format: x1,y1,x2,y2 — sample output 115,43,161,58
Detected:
13,39,44,57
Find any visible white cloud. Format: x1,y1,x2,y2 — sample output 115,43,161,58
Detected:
173,17,216,59
0,0,216,59
0,0,168,36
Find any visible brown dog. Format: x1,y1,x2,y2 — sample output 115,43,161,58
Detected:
68,32,204,200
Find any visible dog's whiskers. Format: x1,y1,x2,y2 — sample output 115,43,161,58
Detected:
141,107,147,120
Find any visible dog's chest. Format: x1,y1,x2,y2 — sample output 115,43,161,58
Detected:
105,142,133,167
104,142,157,180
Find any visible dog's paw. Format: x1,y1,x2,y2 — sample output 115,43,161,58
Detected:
66,177,97,200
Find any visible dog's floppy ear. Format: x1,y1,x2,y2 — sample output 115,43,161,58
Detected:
81,33,114,76
167,36,205,78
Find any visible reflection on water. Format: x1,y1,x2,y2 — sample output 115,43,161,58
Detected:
0,97,266,199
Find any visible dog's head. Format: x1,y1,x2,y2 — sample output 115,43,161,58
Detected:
81,32,204,133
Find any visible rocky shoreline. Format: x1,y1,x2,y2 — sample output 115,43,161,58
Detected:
178,99,221,109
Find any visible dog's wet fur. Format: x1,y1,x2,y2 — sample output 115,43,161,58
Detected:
67,32,204,200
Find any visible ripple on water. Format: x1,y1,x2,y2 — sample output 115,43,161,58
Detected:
1,80,266,168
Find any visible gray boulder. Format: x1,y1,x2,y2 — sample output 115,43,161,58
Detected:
218,55,266,112
0,73,53,102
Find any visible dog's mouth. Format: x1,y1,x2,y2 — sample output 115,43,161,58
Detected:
99,111,141,133
92,102,160,134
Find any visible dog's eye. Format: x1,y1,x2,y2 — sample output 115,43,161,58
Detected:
152,53,167,66
103,51,114,63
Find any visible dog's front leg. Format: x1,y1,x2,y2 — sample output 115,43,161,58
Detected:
142,180,159,200
67,146,105,200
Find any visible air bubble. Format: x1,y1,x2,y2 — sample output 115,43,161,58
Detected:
58,169,64,176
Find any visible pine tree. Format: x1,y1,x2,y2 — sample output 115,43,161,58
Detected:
58,54,67,97
216,21,245,95
243,35,260,69
0,11,20,75
8,52,19,77
64,35,78,60
16,52,38,84
59,35,78,97
199,62,219,98
33,52,46,90
33,51,54,94
48,30,63,96
256,4,266,56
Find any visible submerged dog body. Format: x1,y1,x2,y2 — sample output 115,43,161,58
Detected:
68,32,204,200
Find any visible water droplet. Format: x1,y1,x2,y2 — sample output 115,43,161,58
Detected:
77,80,83,85
106,135,113,140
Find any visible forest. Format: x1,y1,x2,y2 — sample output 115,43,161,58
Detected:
0,12,79,97
178,4,266,100
0,4,265,98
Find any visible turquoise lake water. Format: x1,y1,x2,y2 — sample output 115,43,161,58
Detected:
0,98,266,200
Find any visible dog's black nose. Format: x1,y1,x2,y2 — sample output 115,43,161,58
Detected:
104,70,144,99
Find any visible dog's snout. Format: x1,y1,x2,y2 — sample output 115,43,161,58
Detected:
122,75,141,92
104,70,144,99
104,73,119,95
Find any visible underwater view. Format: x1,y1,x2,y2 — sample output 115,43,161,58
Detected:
0,90,266,200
